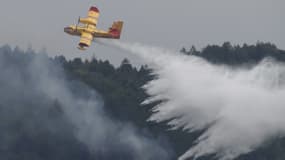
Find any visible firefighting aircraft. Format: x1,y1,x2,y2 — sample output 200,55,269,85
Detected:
64,6,123,50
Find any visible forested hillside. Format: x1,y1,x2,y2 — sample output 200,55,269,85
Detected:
0,42,285,160
181,42,285,65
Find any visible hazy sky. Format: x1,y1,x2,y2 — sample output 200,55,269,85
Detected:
0,0,284,66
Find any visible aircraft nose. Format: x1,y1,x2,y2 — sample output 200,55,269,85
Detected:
64,27,72,33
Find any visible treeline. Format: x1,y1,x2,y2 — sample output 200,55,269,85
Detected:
56,56,193,157
1,42,285,160
181,42,285,65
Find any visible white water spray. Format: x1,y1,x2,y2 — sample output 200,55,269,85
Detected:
100,40,285,160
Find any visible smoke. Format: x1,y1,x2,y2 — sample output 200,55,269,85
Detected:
100,40,285,160
0,46,172,160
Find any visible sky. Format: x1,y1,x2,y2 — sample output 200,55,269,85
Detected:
0,0,284,66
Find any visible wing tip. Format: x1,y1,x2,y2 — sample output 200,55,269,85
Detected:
89,6,99,13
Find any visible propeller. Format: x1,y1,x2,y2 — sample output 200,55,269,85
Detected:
78,16,81,25
76,16,80,32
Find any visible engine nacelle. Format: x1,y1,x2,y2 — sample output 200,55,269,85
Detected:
78,32,93,50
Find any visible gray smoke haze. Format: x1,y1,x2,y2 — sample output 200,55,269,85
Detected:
0,46,172,160
101,40,285,160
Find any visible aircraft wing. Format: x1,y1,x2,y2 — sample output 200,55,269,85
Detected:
76,6,100,50
93,21,123,39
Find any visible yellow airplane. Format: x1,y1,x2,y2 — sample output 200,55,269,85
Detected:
64,6,123,50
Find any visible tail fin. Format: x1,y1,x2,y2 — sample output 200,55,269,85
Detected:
109,21,124,39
